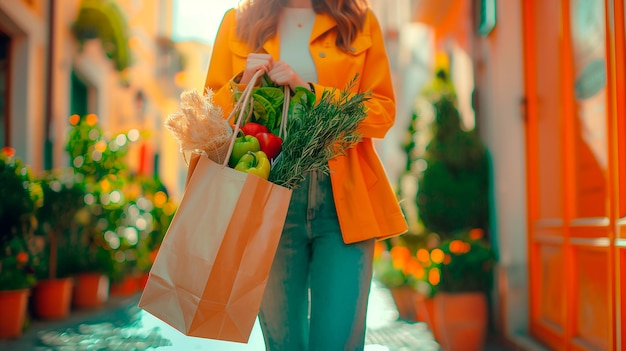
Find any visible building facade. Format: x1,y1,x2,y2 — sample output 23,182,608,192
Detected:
385,0,626,349
415,0,625,349
0,0,188,197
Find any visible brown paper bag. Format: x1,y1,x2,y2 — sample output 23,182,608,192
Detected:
139,71,291,343
138,155,291,342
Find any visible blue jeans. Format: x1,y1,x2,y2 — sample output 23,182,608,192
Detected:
259,171,375,351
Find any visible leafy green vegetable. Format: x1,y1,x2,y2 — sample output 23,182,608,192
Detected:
255,87,284,107
288,87,316,124
251,94,275,126
234,79,285,131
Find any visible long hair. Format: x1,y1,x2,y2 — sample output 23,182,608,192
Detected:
236,0,369,52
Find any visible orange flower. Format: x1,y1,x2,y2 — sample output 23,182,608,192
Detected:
69,114,80,126
390,246,410,262
403,258,422,277
154,191,168,207
417,249,430,263
1,146,15,157
16,252,29,264
95,141,107,152
428,267,441,285
449,240,465,254
412,265,425,279
469,228,484,240
390,246,410,270
430,249,444,264
443,254,452,265
86,113,98,126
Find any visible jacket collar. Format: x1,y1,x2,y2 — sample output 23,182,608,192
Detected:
262,12,337,58
310,12,337,43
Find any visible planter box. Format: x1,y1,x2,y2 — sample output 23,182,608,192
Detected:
73,273,109,309
389,285,418,322
0,289,30,338
434,292,487,351
109,275,139,296
32,278,74,320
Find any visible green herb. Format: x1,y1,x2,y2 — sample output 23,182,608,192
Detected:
270,77,370,189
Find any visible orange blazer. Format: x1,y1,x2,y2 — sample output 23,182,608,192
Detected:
195,8,407,244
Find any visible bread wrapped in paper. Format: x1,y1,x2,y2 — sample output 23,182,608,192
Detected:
164,89,232,164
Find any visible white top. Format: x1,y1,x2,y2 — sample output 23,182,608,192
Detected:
278,7,318,84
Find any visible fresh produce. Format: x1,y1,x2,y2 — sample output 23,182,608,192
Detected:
230,74,369,189
268,77,369,189
235,87,284,135
240,121,282,161
241,122,269,136
234,151,270,179
255,132,283,160
229,134,260,167
287,86,316,121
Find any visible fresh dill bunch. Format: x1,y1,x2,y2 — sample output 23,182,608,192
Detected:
269,79,370,189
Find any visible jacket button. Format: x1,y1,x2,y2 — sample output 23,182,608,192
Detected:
319,52,326,58
350,47,356,53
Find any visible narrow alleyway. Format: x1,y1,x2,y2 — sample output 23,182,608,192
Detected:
0,281,441,351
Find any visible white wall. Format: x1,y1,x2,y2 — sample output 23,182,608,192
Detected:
369,0,433,187
473,0,529,341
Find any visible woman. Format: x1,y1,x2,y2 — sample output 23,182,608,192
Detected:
203,0,408,350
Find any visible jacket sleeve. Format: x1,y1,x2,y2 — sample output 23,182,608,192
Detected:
203,9,240,118
309,10,396,140
356,10,396,139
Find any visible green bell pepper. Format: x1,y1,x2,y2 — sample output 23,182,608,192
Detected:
234,151,271,179
229,134,261,167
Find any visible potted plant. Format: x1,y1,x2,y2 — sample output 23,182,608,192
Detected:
103,188,175,296
66,114,133,296
411,236,444,341
433,230,495,351
130,175,177,290
55,178,113,310
415,65,493,351
64,114,176,297
0,147,41,338
373,241,422,322
32,169,86,319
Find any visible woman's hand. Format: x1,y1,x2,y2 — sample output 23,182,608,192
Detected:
267,61,308,91
240,53,274,85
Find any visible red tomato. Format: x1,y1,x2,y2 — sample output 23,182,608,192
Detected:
241,122,269,136
256,132,283,160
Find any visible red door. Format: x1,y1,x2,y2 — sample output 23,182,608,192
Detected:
524,0,624,349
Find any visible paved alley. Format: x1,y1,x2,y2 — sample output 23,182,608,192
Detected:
0,281,441,351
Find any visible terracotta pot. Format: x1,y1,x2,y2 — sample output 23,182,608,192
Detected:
415,293,441,341
32,278,74,320
0,289,30,338
109,275,139,296
434,292,488,351
389,285,418,322
72,273,109,309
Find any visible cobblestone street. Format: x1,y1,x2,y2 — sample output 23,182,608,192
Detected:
0,281,442,351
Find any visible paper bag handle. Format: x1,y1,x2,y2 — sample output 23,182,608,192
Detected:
222,72,291,167
279,86,290,140
222,70,264,167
